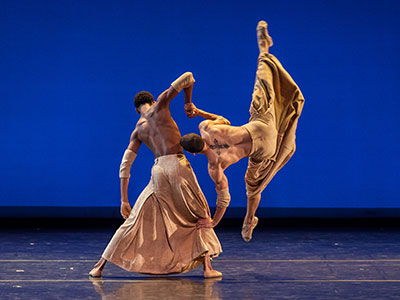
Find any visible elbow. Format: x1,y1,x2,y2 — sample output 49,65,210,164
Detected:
171,72,195,93
215,182,225,190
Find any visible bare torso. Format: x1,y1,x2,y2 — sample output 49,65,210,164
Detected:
199,121,252,171
132,90,183,157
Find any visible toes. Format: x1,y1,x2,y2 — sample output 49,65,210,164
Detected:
257,20,267,28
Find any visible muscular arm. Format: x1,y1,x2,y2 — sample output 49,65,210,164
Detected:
155,86,179,109
157,72,195,109
120,132,142,219
183,81,193,105
186,103,231,126
197,164,229,228
208,164,228,191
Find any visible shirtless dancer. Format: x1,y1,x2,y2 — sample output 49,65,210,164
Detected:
89,72,222,278
182,21,304,242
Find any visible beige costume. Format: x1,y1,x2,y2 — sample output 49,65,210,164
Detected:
102,154,222,275
244,53,305,197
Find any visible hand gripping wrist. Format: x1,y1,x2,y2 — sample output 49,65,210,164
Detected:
216,188,231,208
171,72,195,93
119,149,136,178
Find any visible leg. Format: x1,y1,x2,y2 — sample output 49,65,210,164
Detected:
203,254,222,278
245,193,261,224
250,21,276,121
242,193,261,242
89,257,107,278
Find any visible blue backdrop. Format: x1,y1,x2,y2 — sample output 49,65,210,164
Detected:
1,0,400,211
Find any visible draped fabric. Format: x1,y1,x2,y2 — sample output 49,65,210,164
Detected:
102,154,222,274
245,53,305,197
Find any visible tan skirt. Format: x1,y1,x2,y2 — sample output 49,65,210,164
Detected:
102,154,222,275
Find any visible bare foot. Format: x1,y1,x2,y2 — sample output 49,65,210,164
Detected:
89,258,106,278
257,20,273,53
89,267,103,278
241,216,259,242
204,269,222,278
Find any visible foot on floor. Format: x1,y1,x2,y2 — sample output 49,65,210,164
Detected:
89,268,103,278
204,269,223,279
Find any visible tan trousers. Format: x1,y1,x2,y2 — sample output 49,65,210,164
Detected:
245,53,305,197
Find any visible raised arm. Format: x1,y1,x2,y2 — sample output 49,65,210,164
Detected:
197,164,230,229
119,130,142,219
156,72,195,108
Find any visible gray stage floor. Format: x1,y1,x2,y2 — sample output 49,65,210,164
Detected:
1,219,400,299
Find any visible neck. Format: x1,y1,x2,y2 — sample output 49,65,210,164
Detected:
200,144,209,154
139,103,151,114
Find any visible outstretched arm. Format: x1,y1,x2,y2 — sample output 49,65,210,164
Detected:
119,131,142,219
197,165,230,229
157,72,195,108
186,103,231,126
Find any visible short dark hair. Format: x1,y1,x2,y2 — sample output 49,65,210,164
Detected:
134,91,154,108
180,133,205,153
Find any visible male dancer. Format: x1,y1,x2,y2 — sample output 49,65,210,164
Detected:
89,72,222,278
181,21,304,242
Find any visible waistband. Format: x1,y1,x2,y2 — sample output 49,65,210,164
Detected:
154,153,186,163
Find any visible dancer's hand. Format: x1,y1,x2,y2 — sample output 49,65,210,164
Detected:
120,201,132,219
185,103,199,118
196,217,215,229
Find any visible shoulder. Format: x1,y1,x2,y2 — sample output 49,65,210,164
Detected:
156,90,168,103
155,86,179,109
199,120,214,131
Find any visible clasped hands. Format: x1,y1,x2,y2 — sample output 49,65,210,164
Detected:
184,103,199,118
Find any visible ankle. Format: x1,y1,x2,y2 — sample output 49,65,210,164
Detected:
204,258,212,271
244,215,254,224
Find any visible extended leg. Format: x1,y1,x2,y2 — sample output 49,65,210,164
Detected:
250,21,276,121
89,257,107,278
203,254,222,278
242,193,261,242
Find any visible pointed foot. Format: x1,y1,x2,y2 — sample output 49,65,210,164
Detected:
257,20,273,53
242,216,259,242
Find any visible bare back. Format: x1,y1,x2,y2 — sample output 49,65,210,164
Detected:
200,121,252,170
132,89,183,157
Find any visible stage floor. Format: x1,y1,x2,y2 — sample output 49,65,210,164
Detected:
1,219,400,299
